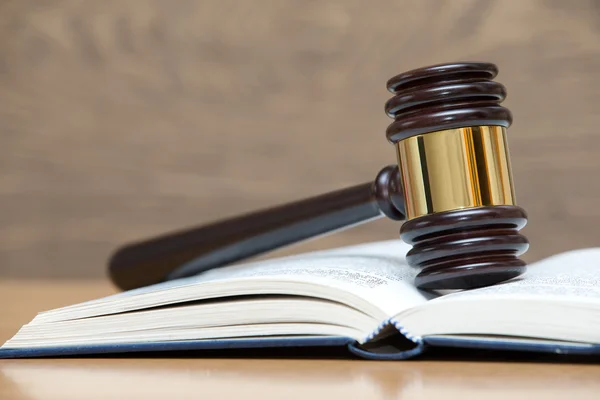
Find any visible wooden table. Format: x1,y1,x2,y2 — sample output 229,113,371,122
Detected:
1,281,600,400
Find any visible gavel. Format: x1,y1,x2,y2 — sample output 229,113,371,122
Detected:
108,61,529,292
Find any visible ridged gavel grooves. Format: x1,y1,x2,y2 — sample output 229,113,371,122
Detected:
385,62,529,289
107,61,530,292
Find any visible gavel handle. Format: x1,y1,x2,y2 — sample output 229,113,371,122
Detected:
108,165,406,291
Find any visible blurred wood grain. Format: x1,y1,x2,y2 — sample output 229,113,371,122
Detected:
1,0,599,280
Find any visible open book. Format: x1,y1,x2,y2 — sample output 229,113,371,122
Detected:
1,240,600,360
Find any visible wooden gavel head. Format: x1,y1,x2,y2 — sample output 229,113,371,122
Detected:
383,61,529,289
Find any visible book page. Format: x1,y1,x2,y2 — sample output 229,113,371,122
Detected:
192,240,428,316
43,240,429,321
433,248,600,302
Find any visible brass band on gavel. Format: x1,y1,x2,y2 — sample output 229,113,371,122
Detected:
395,125,516,220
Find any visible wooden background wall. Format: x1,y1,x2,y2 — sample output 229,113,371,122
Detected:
1,0,599,280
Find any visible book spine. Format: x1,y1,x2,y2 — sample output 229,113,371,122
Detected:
347,318,427,360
